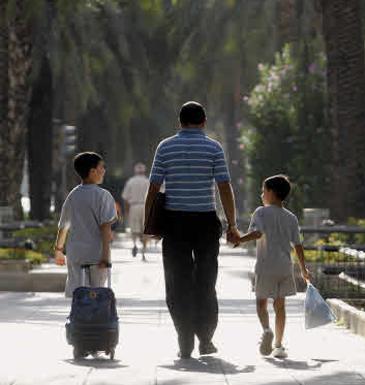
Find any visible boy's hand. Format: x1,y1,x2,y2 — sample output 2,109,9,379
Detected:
301,267,311,283
54,250,65,266
98,258,110,268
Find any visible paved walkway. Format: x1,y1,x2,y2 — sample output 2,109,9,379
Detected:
1,235,365,384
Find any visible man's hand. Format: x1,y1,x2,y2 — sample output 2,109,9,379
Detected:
226,226,241,246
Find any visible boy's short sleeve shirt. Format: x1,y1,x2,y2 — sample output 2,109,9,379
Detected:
248,207,265,233
291,216,301,246
248,205,301,275
58,184,117,263
98,191,118,225
58,196,72,230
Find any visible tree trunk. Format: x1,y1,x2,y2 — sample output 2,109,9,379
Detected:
0,1,31,217
0,0,9,207
28,56,53,220
321,0,365,220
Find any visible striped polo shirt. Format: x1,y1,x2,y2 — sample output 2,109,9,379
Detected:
149,128,230,212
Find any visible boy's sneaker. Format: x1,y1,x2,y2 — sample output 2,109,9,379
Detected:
259,329,274,356
272,346,288,359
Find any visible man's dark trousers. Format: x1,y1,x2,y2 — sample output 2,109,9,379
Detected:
162,210,222,355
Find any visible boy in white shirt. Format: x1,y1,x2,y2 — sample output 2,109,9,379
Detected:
238,175,309,358
54,152,117,297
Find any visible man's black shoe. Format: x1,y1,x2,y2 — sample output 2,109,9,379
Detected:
177,351,191,359
199,341,218,355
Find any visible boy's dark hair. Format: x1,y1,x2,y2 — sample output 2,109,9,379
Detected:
179,101,206,126
73,152,103,179
264,174,291,201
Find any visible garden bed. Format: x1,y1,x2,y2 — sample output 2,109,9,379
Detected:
0,244,65,292
0,248,47,266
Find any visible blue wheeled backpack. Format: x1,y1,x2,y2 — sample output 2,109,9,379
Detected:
65,263,119,360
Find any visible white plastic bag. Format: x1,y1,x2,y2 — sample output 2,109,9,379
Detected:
304,283,336,329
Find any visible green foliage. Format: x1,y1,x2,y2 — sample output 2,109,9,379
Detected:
13,225,57,240
294,250,356,263
245,43,329,216
347,218,365,244
13,225,57,256
0,248,46,264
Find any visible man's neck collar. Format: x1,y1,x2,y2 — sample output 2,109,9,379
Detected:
180,128,205,135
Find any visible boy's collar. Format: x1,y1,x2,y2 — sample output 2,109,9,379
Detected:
80,183,97,187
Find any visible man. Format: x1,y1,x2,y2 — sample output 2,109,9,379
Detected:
145,101,241,358
122,162,149,261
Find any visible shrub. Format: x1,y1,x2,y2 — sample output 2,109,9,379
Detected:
245,43,329,215
0,248,47,264
13,225,57,256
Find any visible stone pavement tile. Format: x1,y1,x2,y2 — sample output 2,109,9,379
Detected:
299,371,365,385
85,365,155,385
156,357,227,384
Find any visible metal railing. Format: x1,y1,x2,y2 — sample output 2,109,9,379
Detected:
305,246,365,299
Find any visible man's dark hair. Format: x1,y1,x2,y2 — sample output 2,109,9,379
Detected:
73,152,103,179
179,101,206,126
264,174,291,201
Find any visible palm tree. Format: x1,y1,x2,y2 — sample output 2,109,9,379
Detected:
321,0,365,220
0,2,9,203
0,0,31,217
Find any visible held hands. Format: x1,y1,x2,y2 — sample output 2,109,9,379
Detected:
226,226,241,246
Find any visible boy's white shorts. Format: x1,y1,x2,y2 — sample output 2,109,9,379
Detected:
65,261,107,298
255,272,296,299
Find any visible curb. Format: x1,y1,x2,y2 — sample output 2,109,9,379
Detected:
327,298,365,338
0,265,66,292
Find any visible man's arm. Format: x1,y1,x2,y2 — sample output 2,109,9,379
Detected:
144,182,161,224
217,181,241,244
124,200,130,217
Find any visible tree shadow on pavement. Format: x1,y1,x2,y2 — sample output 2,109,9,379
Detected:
264,357,338,370
160,355,255,375
63,357,128,369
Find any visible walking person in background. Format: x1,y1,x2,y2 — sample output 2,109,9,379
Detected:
122,163,149,261
145,101,241,359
